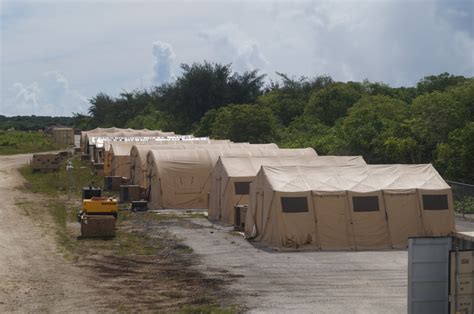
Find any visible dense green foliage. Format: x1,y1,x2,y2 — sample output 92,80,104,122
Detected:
208,104,279,143
3,63,472,183
0,115,75,130
0,130,62,155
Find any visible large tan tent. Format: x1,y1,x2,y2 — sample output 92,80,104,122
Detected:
129,143,234,186
209,155,366,225
129,142,281,188
104,142,140,177
245,164,455,250
146,147,317,209
103,139,211,176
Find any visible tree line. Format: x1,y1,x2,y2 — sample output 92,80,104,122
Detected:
0,115,75,130
45,63,474,184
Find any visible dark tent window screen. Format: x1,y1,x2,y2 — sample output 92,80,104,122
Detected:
234,182,250,195
352,196,379,212
422,194,449,210
281,197,308,213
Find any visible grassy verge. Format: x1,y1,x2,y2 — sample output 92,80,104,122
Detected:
19,156,106,198
0,130,64,155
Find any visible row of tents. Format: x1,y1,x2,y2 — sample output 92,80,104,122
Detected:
80,127,205,163
80,127,455,250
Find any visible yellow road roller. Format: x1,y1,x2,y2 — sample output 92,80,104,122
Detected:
82,197,118,218
78,197,118,238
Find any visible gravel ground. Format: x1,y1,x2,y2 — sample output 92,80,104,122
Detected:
166,216,474,314
168,219,407,313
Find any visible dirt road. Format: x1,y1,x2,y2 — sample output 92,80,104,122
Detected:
0,154,104,312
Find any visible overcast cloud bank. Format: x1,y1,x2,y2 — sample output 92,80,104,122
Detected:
0,0,473,116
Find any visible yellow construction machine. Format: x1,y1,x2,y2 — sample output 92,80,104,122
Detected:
78,186,118,238
82,197,118,218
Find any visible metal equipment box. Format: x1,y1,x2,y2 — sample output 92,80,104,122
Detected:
408,237,452,314
120,185,141,203
131,201,148,212
82,187,102,200
80,215,115,238
104,176,127,191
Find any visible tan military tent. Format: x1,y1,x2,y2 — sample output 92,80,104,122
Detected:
130,142,234,187
245,164,455,250
104,142,139,178
146,147,317,209
209,155,366,225
129,142,280,188
104,139,207,176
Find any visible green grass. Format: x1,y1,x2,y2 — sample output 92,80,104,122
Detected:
18,159,164,257
19,156,104,198
180,305,240,314
0,130,63,155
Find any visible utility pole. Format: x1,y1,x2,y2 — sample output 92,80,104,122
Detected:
66,159,73,201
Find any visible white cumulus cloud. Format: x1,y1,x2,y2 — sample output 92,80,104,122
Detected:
152,41,175,85
1,71,89,116
198,23,269,72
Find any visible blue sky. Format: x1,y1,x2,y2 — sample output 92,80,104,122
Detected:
1,0,473,116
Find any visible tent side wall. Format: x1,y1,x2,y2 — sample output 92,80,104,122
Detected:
208,160,224,221
383,190,424,249
418,188,455,236
312,191,355,250
220,177,254,225
112,155,131,178
146,150,213,209
266,191,318,249
146,153,163,209
158,158,212,209
129,147,140,185
347,191,391,249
